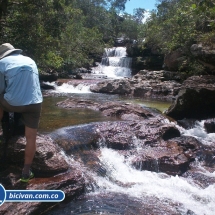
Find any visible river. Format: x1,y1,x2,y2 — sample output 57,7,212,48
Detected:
42,47,215,215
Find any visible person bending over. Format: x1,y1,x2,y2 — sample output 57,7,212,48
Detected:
0,43,43,182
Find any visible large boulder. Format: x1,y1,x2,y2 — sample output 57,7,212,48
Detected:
0,133,85,215
95,120,180,150
130,136,201,176
90,79,132,95
39,70,58,82
165,75,215,119
0,169,85,215
204,118,215,133
7,134,69,176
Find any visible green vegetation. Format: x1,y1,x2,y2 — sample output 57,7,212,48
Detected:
0,0,214,75
138,0,215,74
0,0,128,73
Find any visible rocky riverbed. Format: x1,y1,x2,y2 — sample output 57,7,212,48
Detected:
0,72,215,215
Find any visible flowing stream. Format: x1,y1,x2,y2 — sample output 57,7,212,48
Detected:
42,47,215,215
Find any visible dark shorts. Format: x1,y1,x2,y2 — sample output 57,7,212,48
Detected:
0,94,42,129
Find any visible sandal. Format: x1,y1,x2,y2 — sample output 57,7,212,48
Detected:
20,170,34,183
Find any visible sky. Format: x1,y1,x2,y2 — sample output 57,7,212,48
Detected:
125,0,157,14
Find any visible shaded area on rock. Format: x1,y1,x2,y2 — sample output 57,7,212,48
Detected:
204,118,215,133
165,76,215,120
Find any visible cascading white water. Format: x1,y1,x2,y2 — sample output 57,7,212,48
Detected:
93,147,215,215
44,82,92,94
92,47,132,78
179,120,215,146
85,119,214,215
54,120,215,215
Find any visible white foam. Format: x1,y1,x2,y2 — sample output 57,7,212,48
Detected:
91,148,215,215
179,120,215,146
45,82,92,94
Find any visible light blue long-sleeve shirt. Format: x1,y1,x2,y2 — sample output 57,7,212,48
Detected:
0,53,43,106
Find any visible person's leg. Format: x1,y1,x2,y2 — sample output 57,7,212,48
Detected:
0,108,10,164
22,126,37,175
0,108,3,120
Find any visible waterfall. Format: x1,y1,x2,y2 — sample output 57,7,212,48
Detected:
92,47,132,79
93,147,215,215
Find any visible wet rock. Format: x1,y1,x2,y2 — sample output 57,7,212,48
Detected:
95,119,180,150
0,132,86,215
183,171,215,188
136,70,182,82
97,121,135,150
130,136,201,176
98,101,154,119
40,82,55,90
90,79,132,95
132,79,180,100
197,145,215,168
56,98,100,111
160,125,181,140
7,134,69,176
73,73,83,79
204,118,215,133
90,70,181,100
165,75,215,120
76,67,91,73
50,124,100,154
177,119,197,129
57,99,155,120
46,192,184,215
39,70,58,82
0,169,85,215
55,98,208,177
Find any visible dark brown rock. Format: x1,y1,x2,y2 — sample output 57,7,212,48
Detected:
95,119,180,150
130,136,201,176
0,169,85,215
0,132,85,215
7,134,69,175
204,118,215,133
40,82,55,90
165,75,215,119
39,70,58,82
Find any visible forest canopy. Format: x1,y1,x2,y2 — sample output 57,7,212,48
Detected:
0,0,214,74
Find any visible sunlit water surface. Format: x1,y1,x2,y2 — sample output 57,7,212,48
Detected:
39,90,171,133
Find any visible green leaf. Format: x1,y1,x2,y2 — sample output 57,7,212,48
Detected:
191,4,196,9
